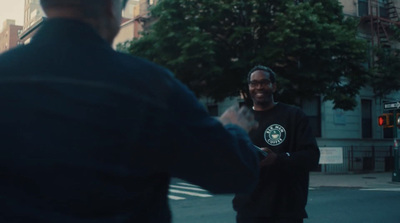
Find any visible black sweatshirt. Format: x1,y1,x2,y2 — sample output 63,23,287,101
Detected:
233,103,320,219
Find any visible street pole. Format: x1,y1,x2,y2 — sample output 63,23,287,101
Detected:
382,101,400,182
393,109,399,182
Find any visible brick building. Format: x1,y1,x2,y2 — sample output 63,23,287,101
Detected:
0,20,23,53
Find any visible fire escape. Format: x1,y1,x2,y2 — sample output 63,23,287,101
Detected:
361,0,400,49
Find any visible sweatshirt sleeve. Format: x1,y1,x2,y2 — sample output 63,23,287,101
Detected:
274,109,320,172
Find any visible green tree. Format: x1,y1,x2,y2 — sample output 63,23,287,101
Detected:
125,0,369,110
370,47,400,97
369,25,400,97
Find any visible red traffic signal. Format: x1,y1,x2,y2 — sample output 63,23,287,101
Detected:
378,113,393,127
377,113,400,128
378,116,385,126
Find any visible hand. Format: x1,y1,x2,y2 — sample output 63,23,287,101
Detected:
218,105,258,132
260,147,277,167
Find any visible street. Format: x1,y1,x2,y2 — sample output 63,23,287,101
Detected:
305,187,400,223
169,179,235,223
168,179,400,223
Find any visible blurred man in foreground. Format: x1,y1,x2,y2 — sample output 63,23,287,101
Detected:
0,0,262,222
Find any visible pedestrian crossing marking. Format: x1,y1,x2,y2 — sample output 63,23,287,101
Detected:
169,189,213,198
169,182,213,200
170,185,207,192
168,195,186,200
177,182,200,187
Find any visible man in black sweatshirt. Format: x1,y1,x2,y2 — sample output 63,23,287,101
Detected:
233,65,320,223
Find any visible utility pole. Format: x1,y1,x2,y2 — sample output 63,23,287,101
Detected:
393,109,399,182
379,101,400,182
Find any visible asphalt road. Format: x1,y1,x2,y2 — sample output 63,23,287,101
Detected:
305,187,400,223
168,179,400,223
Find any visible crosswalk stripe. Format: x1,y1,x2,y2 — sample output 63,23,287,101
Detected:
168,195,186,200
170,185,207,192
169,189,213,197
177,182,200,187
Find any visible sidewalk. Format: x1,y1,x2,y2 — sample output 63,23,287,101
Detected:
309,172,400,188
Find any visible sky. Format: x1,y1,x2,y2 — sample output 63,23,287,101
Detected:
0,0,25,30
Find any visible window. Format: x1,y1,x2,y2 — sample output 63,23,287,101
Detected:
361,99,372,138
358,0,368,17
301,96,321,137
358,0,389,17
379,2,389,18
30,9,38,20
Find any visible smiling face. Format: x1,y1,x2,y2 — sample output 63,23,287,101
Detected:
248,70,277,111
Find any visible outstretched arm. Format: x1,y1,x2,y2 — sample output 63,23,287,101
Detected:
166,79,261,194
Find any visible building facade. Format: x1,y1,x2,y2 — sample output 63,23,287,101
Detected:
23,0,43,31
0,20,23,53
113,0,160,49
113,0,141,49
16,0,158,48
19,0,44,44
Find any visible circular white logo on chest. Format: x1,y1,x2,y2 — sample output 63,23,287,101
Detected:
264,124,286,146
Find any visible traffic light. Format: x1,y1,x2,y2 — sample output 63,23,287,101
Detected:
378,113,394,127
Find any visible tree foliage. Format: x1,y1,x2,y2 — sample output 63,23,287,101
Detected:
125,0,370,110
370,47,400,97
368,25,400,97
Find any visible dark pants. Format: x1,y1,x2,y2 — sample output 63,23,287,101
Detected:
236,217,303,223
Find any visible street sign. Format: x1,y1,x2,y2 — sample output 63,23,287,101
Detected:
384,101,400,110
